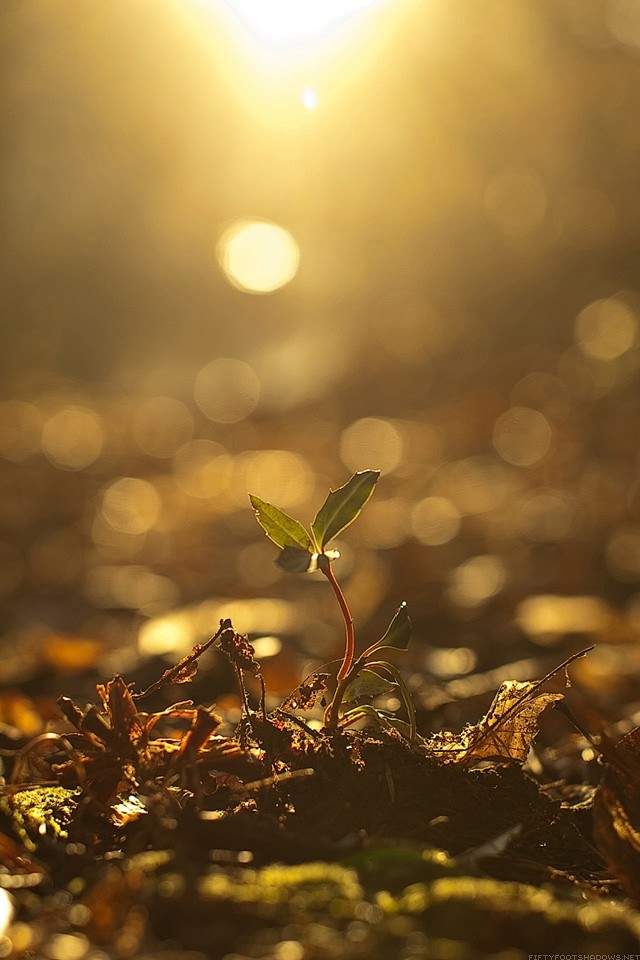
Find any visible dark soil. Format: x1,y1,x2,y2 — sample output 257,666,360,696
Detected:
3,638,640,960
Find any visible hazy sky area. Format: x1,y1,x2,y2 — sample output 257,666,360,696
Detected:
3,0,640,399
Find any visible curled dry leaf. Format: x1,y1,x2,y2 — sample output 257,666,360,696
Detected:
593,726,640,903
57,667,250,814
281,672,331,712
427,680,563,767
218,627,261,675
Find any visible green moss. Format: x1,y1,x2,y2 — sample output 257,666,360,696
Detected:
383,874,640,952
198,861,362,913
0,786,79,852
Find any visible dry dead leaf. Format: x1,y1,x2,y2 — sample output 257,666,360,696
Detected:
281,672,330,712
427,680,563,767
593,726,640,903
425,648,592,768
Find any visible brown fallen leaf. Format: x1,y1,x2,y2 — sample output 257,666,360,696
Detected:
425,646,592,768
281,672,330,712
593,726,640,902
426,680,563,767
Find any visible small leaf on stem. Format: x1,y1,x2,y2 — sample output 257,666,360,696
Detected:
311,470,380,549
364,601,412,656
343,668,398,702
249,494,314,551
277,547,319,573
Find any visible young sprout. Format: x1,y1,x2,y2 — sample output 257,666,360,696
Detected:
249,471,416,741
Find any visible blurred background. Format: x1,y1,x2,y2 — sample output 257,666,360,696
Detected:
2,0,640,730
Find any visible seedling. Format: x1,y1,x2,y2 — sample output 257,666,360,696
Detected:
250,471,416,742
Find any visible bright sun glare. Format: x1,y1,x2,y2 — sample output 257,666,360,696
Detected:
224,0,383,45
217,219,300,293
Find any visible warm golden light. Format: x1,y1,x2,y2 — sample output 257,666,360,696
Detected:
223,0,384,46
42,406,103,471
411,496,461,546
217,220,300,294
234,449,313,508
100,478,161,535
575,296,638,360
300,85,318,109
492,406,552,468
194,358,261,422
340,417,405,474
132,396,194,458
447,554,507,608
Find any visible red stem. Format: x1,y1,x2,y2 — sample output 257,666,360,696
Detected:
321,562,355,681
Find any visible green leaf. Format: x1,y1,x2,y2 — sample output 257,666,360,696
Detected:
277,547,319,574
364,602,411,656
340,704,395,732
343,669,398,703
311,470,380,549
249,495,313,552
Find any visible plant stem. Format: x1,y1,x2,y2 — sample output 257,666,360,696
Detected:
365,660,417,744
323,673,349,728
320,559,358,729
321,561,355,681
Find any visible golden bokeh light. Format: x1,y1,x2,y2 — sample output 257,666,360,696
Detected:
138,610,195,657
217,220,300,294
237,540,284,587
575,296,638,360
85,565,179,614
340,417,405,475
426,646,477,679
132,396,194,458
492,406,552,467
432,458,516,515
194,357,261,423
359,497,410,548
447,554,507,608
251,635,282,658
41,405,104,471
222,0,384,46
410,496,461,546
100,477,161,535
139,597,296,658
173,439,232,500
253,331,350,411
516,595,612,642
606,526,640,581
516,489,574,543
235,449,313,508
510,372,569,413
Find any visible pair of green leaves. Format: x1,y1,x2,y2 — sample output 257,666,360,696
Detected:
250,470,380,572
249,469,415,741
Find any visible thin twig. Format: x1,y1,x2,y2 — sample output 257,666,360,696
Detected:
135,618,232,701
